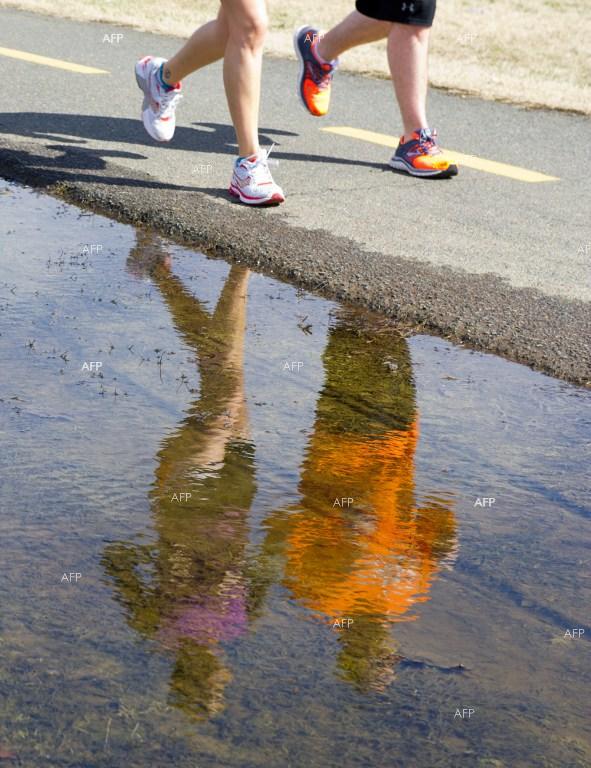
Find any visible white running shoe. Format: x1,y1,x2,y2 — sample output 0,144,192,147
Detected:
229,147,285,206
135,56,182,142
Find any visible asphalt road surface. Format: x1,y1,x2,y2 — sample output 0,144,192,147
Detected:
1,8,590,384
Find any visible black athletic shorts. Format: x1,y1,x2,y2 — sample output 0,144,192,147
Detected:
355,0,436,26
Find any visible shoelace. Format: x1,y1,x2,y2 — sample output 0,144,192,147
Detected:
306,59,333,90
263,143,276,164
239,144,277,184
251,144,275,182
417,128,441,154
159,89,183,117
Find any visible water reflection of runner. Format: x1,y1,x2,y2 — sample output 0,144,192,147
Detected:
103,251,456,711
261,308,457,692
102,235,258,718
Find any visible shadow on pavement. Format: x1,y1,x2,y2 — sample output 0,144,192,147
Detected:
0,142,198,193
0,112,387,172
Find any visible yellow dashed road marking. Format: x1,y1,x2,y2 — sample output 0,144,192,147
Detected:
321,126,559,183
0,46,108,74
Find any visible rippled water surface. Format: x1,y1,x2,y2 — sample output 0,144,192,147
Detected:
0,181,590,767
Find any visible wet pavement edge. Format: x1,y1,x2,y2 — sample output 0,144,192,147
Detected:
1,134,589,388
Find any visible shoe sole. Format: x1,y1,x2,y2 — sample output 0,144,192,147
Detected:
135,59,171,143
293,25,325,118
389,156,459,179
228,185,285,206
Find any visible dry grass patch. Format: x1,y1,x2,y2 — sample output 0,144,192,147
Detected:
2,0,590,113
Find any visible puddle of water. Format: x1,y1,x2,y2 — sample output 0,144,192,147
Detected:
0,180,590,768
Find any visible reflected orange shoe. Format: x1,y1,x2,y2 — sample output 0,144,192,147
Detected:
294,25,337,117
389,128,458,178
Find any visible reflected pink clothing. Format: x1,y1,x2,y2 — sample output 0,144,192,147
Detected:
156,582,248,647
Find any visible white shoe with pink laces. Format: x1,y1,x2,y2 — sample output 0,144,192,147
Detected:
229,146,285,206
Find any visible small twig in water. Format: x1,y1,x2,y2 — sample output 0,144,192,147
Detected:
104,717,112,751
156,351,166,381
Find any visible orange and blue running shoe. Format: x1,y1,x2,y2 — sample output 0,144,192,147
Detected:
294,25,337,117
389,128,458,178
